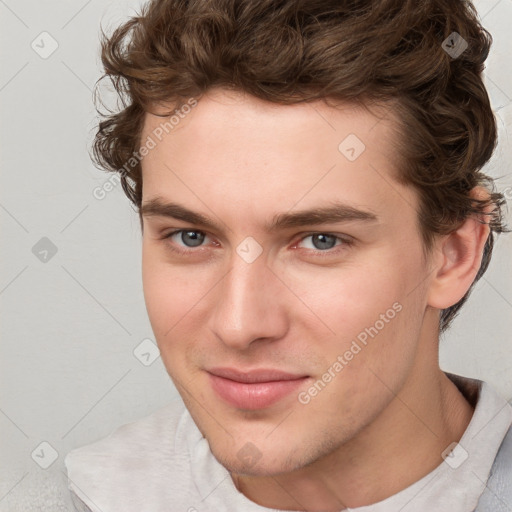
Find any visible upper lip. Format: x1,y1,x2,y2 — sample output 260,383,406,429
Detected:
207,367,308,383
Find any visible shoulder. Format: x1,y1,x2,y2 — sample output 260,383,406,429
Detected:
65,400,184,466
474,401,512,511
64,400,195,511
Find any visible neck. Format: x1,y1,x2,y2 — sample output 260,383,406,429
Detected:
231,323,475,510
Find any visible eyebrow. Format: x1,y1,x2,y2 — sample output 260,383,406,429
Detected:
140,198,379,232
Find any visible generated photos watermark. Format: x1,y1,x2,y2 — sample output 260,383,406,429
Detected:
92,97,198,200
298,301,403,404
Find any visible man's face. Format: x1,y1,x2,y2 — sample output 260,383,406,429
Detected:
140,88,434,476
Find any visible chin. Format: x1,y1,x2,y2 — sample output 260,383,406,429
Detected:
208,434,325,478
214,451,301,477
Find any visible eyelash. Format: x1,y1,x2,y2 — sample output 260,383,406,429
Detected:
159,229,354,258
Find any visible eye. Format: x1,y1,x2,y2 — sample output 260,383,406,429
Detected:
159,229,353,259
172,230,207,247
299,233,340,250
161,229,213,254
294,233,353,256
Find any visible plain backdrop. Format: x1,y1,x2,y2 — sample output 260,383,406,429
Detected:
1,0,511,509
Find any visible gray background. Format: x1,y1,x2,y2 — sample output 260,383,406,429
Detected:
0,0,511,510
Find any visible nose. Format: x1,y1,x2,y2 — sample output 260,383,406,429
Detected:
207,252,289,351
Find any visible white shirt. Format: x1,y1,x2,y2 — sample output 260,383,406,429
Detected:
65,372,512,512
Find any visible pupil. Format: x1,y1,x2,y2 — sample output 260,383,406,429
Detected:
182,231,204,247
313,234,336,250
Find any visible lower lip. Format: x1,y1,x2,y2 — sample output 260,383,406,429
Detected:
208,373,309,410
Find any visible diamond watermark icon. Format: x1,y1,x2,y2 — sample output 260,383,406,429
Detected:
442,441,469,469
442,32,468,59
32,237,58,263
31,441,59,469
236,236,263,264
31,32,59,59
133,338,160,366
237,442,262,468
338,134,366,161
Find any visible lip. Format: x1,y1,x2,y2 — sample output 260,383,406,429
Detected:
207,367,309,410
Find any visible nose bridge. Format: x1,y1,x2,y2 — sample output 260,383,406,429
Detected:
209,251,286,348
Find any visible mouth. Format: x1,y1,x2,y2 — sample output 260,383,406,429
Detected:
206,367,310,410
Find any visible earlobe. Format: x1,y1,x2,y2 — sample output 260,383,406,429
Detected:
427,187,492,310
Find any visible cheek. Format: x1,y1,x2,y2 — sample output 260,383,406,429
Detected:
142,246,191,336
277,257,409,337
278,249,425,380
141,258,197,381
141,245,219,360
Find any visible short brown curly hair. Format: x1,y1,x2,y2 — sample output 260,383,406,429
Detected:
92,0,507,332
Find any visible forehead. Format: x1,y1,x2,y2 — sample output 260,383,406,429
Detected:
142,89,398,160
139,89,417,231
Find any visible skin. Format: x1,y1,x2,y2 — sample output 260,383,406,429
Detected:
139,87,489,510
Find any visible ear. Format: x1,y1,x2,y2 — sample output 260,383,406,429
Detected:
427,186,492,309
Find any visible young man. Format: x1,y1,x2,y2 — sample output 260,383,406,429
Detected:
65,0,512,511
